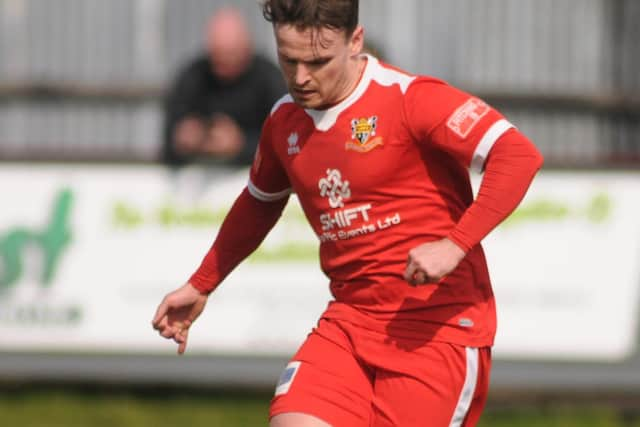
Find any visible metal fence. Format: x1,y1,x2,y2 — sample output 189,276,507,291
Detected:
0,0,638,165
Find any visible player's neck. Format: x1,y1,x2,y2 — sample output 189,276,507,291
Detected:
324,56,367,110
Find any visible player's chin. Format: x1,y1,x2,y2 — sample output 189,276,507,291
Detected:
291,93,322,109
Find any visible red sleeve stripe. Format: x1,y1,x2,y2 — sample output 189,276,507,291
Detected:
247,180,291,202
470,119,514,172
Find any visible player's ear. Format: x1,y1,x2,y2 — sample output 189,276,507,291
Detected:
349,25,364,56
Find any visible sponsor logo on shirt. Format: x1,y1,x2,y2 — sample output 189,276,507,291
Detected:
446,98,490,138
346,116,384,152
320,204,373,232
318,169,351,208
287,132,300,155
317,169,401,242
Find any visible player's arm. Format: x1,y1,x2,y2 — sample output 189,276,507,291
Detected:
447,128,543,251
405,130,542,284
403,80,543,284
153,115,292,350
151,189,288,352
189,188,289,293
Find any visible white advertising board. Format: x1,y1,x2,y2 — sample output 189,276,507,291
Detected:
482,172,640,360
0,165,329,356
0,165,638,360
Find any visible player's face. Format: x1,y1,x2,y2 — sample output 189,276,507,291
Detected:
274,24,364,110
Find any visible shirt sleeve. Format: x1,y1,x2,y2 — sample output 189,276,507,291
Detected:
403,78,515,172
247,115,292,202
448,129,544,251
189,187,288,294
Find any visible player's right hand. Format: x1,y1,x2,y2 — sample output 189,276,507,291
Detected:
404,238,466,286
152,282,208,355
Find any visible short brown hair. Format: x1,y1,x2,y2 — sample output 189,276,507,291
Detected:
262,0,359,36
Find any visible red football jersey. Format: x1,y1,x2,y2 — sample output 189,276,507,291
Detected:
249,56,515,347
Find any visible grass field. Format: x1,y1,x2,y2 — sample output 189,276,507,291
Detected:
1,387,639,427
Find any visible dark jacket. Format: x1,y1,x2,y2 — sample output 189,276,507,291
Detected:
163,53,286,166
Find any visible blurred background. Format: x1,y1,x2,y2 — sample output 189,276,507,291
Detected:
0,0,639,426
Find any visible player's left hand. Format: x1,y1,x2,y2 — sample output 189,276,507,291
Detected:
404,238,466,286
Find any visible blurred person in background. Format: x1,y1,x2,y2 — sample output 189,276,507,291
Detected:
162,6,286,167
153,0,543,426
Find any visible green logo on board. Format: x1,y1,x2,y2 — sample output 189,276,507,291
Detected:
0,189,73,291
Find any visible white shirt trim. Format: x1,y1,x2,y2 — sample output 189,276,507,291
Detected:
471,119,515,172
247,180,291,202
270,94,294,116
449,347,479,427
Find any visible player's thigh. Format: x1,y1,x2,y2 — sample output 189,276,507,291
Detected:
371,344,491,427
270,412,332,427
270,318,374,427
458,347,492,427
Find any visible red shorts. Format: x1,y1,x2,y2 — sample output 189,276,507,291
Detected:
270,317,491,427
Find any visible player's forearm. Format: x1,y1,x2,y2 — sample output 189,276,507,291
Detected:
189,187,288,294
448,130,544,252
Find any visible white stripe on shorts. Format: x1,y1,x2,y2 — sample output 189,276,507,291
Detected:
449,347,479,427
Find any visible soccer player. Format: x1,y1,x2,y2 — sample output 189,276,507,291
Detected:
152,0,544,426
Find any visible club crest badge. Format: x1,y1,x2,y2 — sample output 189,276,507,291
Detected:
346,116,383,152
